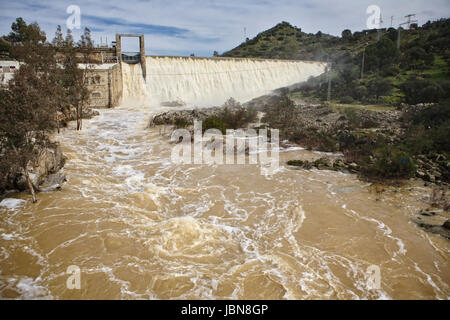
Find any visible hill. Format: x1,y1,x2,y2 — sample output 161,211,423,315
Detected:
222,21,338,60
222,20,450,106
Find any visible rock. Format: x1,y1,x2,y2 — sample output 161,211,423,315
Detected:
412,212,450,240
425,173,436,183
314,157,332,169
160,100,186,107
12,144,66,192
333,159,346,169
40,172,66,192
432,170,442,178
416,170,426,178
349,162,358,168
435,154,446,162
443,220,450,230
420,209,436,217
286,159,314,170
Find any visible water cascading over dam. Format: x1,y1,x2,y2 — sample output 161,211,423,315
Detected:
121,56,327,105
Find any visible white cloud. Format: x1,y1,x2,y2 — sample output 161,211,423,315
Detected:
0,0,449,56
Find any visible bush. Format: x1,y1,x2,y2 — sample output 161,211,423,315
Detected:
399,78,444,104
343,109,361,128
289,127,340,152
219,98,257,129
381,64,400,77
200,98,258,134
340,96,354,104
361,146,416,179
174,117,189,128
411,100,450,127
203,116,226,134
365,37,399,72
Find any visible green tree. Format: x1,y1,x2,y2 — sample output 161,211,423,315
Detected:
367,77,392,102
341,29,352,41
6,17,46,44
65,28,74,47
0,31,59,201
79,27,93,48
365,37,399,72
52,25,64,47
262,89,298,138
399,78,443,104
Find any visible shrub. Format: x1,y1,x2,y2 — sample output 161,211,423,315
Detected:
174,117,189,128
361,146,416,179
219,100,257,129
343,109,361,129
340,96,354,104
399,78,444,104
203,116,226,134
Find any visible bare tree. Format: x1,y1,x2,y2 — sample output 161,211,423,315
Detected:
60,27,93,131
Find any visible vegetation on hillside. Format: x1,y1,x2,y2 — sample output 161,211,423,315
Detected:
260,91,449,182
223,19,450,105
222,19,450,182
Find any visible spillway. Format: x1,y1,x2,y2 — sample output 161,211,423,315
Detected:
121,56,327,106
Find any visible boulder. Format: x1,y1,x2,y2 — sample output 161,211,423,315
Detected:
412,211,450,240
13,144,66,192
443,220,450,230
39,171,66,192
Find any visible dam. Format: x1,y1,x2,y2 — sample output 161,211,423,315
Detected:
88,34,327,108
121,56,326,106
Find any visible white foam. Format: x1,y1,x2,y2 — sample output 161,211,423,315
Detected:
0,198,26,210
10,277,53,299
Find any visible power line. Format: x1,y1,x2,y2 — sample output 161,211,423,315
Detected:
397,13,418,49
403,14,418,29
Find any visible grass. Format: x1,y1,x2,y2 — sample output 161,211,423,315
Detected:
289,91,397,112
422,55,448,81
330,103,396,112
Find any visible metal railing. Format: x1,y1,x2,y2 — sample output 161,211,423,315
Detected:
121,52,140,64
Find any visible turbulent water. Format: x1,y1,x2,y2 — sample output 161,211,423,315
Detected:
0,60,449,299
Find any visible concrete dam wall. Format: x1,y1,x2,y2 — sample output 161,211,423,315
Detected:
121,56,327,106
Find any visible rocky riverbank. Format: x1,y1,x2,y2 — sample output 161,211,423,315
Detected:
411,208,450,239
1,107,100,200
149,100,449,187
1,143,66,198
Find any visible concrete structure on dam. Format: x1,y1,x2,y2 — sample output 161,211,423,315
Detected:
83,34,327,108
83,63,123,108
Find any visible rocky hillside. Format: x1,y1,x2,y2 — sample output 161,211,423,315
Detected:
222,19,450,106
222,21,338,60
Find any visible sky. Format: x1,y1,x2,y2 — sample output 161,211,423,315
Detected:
1,0,449,57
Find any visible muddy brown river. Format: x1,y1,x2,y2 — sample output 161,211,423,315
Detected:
0,101,449,299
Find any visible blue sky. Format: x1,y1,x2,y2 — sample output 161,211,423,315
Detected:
1,0,449,57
